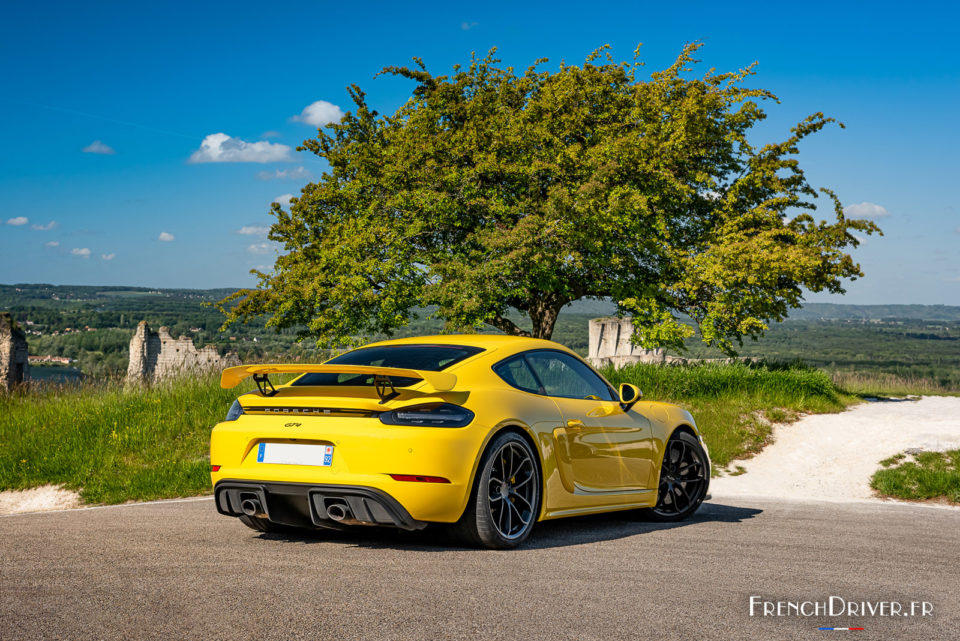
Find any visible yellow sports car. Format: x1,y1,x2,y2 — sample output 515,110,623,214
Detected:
211,335,710,548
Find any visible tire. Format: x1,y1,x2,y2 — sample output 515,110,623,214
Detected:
640,431,710,522
238,514,291,534
453,431,540,549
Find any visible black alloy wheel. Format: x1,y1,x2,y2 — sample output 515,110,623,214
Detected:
454,431,540,549
643,431,709,522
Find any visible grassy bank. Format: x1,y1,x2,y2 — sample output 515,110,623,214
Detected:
1,362,857,505
0,374,235,504
602,362,853,469
830,371,960,397
871,450,960,504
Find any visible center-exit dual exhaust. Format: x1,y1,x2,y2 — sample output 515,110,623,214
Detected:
239,494,352,522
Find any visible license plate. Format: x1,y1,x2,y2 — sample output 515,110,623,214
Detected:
256,443,333,467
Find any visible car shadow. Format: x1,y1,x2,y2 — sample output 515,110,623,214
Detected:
253,502,762,551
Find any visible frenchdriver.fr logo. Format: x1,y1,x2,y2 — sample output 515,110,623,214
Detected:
749,595,933,631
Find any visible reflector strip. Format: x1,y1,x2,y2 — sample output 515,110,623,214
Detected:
818,628,865,631
211,465,221,472
389,474,451,483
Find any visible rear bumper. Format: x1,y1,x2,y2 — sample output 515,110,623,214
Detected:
214,480,427,531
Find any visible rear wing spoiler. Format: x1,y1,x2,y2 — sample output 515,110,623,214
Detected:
220,364,457,394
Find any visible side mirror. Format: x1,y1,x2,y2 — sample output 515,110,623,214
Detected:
618,383,642,411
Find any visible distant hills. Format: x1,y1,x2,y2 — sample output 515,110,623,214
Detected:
561,297,960,322
3,284,959,322
785,303,960,322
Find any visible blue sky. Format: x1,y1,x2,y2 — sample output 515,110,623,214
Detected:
1,0,957,305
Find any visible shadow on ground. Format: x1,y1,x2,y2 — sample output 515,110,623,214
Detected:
253,502,762,551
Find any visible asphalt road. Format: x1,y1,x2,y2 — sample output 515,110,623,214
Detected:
1,496,957,641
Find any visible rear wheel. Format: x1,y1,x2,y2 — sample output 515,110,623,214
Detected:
454,432,540,549
641,431,709,522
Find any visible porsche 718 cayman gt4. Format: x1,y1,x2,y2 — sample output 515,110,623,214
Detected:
211,335,710,548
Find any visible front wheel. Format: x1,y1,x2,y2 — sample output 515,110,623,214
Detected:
453,432,540,549
641,431,709,522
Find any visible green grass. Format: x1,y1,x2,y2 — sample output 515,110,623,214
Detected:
0,374,236,504
0,362,903,505
871,450,960,504
601,361,854,470
830,370,960,397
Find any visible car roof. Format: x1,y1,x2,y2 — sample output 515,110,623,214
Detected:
362,334,572,353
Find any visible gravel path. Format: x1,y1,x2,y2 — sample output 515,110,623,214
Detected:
711,396,960,503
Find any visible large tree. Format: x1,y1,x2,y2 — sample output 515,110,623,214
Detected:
220,44,880,352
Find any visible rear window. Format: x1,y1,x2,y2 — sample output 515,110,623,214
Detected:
292,344,484,387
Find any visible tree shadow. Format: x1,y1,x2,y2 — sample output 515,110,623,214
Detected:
253,502,762,551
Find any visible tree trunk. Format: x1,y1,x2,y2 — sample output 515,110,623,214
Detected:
488,313,531,337
528,297,564,340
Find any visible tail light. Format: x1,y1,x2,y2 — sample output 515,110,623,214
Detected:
379,403,474,427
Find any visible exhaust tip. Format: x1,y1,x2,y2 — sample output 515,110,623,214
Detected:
240,498,263,517
326,502,350,522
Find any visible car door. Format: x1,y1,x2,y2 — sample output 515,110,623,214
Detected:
524,350,655,492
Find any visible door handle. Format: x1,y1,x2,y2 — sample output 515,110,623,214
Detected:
566,419,584,429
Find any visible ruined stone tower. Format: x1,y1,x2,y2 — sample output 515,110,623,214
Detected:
587,317,667,369
126,321,240,383
0,313,30,391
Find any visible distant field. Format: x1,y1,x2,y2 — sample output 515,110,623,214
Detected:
3,283,959,391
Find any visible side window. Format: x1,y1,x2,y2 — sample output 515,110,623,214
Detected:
525,351,616,401
493,356,541,394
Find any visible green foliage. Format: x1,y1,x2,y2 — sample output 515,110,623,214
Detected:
871,450,960,503
602,361,850,469
221,43,878,351
2,363,850,503
0,374,236,504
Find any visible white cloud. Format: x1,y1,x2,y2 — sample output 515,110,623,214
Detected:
947,276,960,283
158,231,175,242
6,216,28,226
31,220,57,231
850,232,869,245
292,100,345,127
101,253,116,261
260,130,282,139
71,247,91,258
247,243,272,255
256,166,312,181
236,225,270,237
843,202,890,219
45,241,59,248
188,133,292,163
461,21,479,30
82,140,115,155
273,193,294,207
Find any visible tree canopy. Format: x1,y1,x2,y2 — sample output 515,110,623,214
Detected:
219,43,880,353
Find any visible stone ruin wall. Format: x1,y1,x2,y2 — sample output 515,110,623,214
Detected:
587,317,753,370
0,312,30,391
126,321,240,383
587,317,671,369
